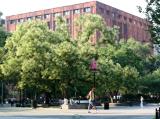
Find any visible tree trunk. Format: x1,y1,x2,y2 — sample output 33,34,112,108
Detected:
115,90,119,103
109,95,113,103
108,89,114,103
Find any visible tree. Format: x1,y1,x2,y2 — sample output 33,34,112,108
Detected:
75,14,118,45
1,17,87,99
53,39,80,98
139,0,160,44
73,14,119,98
3,14,145,102
122,66,139,94
0,12,10,47
1,20,59,101
54,14,118,98
0,11,3,27
52,14,117,98
112,38,151,75
0,12,11,103
96,59,124,102
141,69,160,95
95,38,150,102
143,55,160,74
0,27,10,47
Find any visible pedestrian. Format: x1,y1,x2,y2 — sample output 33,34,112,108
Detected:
87,87,97,113
10,98,14,107
140,96,144,108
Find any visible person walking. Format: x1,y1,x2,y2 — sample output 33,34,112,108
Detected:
87,87,97,113
140,96,144,108
10,98,14,107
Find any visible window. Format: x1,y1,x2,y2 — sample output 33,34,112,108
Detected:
139,22,142,26
106,10,110,15
129,18,132,23
35,15,42,19
99,8,104,13
74,9,80,14
124,16,127,21
123,23,128,38
112,12,116,18
84,7,91,13
18,18,24,23
44,14,50,19
27,17,33,20
118,14,122,19
10,20,16,24
118,22,123,38
133,20,136,24
54,12,62,17
63,11,70,16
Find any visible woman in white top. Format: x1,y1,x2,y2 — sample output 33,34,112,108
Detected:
140,96,144,108
87,87,97,113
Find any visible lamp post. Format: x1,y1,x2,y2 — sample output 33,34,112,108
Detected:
1,80,3,106
0,48,7,106
90,58,97,88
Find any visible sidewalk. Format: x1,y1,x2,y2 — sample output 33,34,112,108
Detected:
0,105,157,116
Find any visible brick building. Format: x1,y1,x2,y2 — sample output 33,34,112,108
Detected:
6,1,150,42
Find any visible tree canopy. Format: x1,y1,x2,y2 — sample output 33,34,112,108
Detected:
0,14,154,102
139,0,160,44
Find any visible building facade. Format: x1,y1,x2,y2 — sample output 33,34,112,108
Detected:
6,1,150,42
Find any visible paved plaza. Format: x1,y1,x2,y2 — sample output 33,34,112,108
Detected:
0,105,158,119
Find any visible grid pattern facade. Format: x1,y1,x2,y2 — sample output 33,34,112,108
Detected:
6,1,150,42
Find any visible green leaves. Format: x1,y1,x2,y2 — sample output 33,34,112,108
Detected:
96,38,151,100
0,14,153,99
142,69,160,94
142,0,160,44
0,27,10,47
75,14,117,45
2,20,57,90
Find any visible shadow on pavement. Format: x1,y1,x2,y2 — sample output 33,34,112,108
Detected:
0,115,154,119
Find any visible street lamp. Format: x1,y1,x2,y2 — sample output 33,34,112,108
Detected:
0,48,7,106
1,80,3,106
90,58,97,88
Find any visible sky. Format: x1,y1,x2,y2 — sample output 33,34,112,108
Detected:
0,0,147,18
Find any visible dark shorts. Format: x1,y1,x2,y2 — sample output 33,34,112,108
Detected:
89,100,96,105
